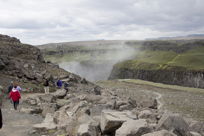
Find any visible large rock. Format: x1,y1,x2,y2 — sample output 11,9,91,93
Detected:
115,119,152,136
92,86,102,95
77,121,100,136
53,106,71,129
189,121,204,135
52,89,67,99
138,110,158,123
67,101,88,117
156,113,190,136
33,113,57,131
56,99,70,108
142,130,176,136
41,103,58,117
190,132,202,136
39,94,56,103
100,110,137,135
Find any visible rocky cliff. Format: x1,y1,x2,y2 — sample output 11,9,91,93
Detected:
0,34,83,92
109,66,204,88
109,40,204,89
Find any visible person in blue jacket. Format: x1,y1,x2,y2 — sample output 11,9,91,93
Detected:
57,79,63,89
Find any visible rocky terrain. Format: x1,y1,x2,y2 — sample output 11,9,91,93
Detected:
2,79,203,136
0,34,204,136
0,34,80,92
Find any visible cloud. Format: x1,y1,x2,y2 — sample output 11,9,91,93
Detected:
0,0,204,45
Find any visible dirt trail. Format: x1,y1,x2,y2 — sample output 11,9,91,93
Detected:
0,94,43,136
142,90,163,109
152,92,163,109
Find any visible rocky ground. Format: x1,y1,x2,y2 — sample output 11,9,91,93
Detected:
97,80,204,121
1,78,204,136
0,94,43,136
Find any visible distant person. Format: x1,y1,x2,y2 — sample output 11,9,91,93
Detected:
0,86,3,128
64,82,69,91
57,79,63,89
9,86,21,110
8,81,14,93
0,108,2,129
43,79,49,94
16,85,22,92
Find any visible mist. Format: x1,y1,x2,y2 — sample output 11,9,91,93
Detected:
59,42,137,81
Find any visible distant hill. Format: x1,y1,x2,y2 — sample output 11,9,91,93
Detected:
147,34,204,40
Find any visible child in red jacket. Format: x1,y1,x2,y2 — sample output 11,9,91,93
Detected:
9,86,21,110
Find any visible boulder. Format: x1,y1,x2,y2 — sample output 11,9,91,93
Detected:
139,99,157,109
156,113,190,136
190,132,202,136
189,121,204,135
41,103,58,117
77,122,100,136
119,104,132,111
100,110,137,134
138,110,153,119
80,78,88,84
149,99,158,109
52,89,67,99
142,130,176,136
25,97,39,106
33,113,57,131
128,97,137,108
138,110,158,123
67,101,88,117
93,86,102,95
53,107,71,129
56,99,70,108
39,94,56,103
115,119,152,136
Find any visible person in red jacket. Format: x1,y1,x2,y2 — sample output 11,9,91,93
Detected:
9,86,21,110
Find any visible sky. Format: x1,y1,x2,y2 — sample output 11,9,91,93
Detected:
0,0,204,45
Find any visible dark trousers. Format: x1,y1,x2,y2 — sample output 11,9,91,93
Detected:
13,101,19,110
0,108,2,129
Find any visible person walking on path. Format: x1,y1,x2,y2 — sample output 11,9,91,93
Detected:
43,79,49,94
57,79,63,89
0,85,3,129
7,81,14,94
0,108,2,129
9,86,21,110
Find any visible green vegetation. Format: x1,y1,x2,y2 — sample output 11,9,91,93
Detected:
168,46,204,70
41,39,204,71
115,46,204,71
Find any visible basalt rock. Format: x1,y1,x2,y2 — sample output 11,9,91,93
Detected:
156,113,191,136
109,67,204,89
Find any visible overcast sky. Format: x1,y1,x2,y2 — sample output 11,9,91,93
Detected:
0,0,204,45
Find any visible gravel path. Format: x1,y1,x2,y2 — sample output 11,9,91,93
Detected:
0,94,43,136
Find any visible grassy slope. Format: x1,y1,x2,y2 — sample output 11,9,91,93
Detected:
42,40,204,71
116,46,204,71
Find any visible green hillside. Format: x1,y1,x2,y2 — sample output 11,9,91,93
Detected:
116,41,204,71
